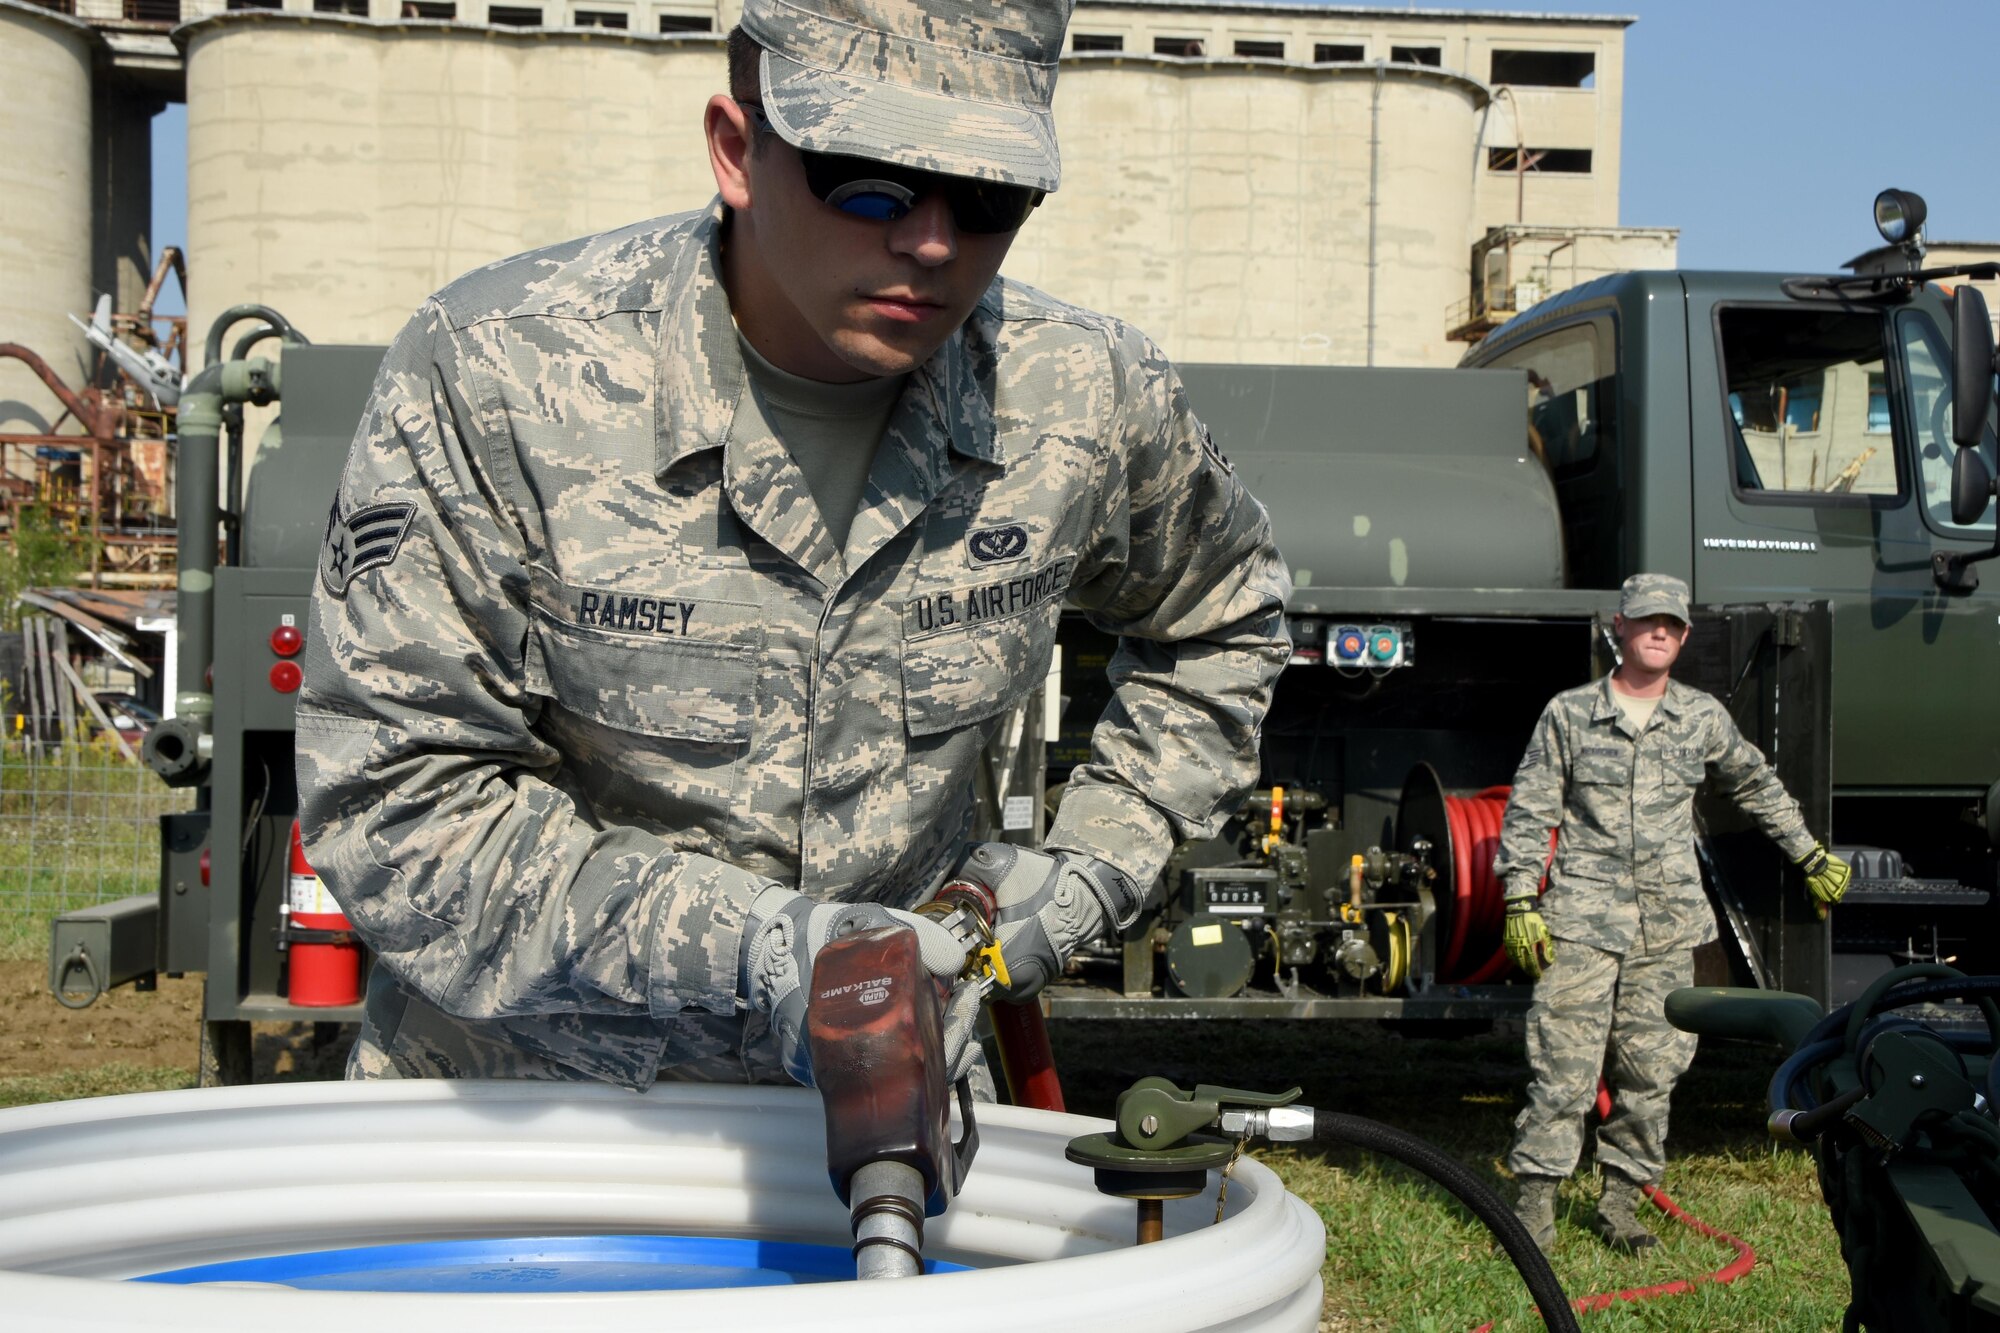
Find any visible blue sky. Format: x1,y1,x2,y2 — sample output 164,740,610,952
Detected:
147,0,2000,317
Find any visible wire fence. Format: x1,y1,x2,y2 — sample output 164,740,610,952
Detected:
0,736,188,961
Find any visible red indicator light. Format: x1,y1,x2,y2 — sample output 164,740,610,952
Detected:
270,624,304,657
269,661,303,693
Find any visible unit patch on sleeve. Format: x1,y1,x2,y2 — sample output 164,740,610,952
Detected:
320,498,417,598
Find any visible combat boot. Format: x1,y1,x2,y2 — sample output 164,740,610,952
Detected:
1512,1175,1559,1251
1593,1171,1660,1252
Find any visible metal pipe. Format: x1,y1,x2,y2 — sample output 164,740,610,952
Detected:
849,1159,926,1279
0,344,109,438
173,362,226,721
223,327,288,565
138,246,185,334
1137,1198,1165,1245
202,304,307,369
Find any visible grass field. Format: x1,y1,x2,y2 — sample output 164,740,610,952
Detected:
0,742,187,960
1054,1018,1848,1332
0,1063,192,1108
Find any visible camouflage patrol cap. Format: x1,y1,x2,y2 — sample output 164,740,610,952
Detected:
1619,573,1691,623
740,0,1073,191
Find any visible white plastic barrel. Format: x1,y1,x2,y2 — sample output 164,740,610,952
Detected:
0,1080,1324,1330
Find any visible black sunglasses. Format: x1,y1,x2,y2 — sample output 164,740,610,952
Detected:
743,105,1043,236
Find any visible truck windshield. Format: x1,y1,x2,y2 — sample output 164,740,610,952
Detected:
1896,304,1998,535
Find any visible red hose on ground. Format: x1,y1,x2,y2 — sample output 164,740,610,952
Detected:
1468,1182,1758,1331
1573,1185,1758,1312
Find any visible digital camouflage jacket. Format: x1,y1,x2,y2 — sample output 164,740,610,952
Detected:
295,203,1291,1088
1493,675,1816,955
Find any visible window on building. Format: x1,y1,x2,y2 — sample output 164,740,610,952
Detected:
656,12,711,30
1313,42,1363,62
1487,147,1593,174
488,4,541,23
1234,39,1283,59
1719,306,1903,500
1154,35,1204,57
573,8,626,25
225,0,281,10
27,0,78,13
403,1,455,16
1490,49,1595,88
1390,45,1440,66
314,0,369,13
1071,33,1122,52
1866,372,1893,434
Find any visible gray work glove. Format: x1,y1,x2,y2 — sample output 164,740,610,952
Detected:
739,887,975,1088
952,844,1144,1000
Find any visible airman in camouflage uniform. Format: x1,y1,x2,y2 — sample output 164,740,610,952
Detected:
1496,573,1847,1250
295,0,1290,1092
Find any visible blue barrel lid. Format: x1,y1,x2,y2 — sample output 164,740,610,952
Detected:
136,1235,970,1292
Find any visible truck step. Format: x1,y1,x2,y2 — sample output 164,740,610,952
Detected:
1839,877,1990,908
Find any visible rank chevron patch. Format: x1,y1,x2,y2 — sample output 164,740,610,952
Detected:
320,497,416,597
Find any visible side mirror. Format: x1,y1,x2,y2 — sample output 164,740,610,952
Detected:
1951,446,1994,526
1952,283,1995,450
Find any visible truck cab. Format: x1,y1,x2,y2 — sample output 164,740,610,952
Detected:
1465,243,2000,997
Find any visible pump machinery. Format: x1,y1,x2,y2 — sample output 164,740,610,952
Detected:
44,193,2000,1090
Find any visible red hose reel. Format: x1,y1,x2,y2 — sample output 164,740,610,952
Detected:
1397,766,1553,986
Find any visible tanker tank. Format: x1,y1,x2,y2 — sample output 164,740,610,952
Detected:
1180,362,1563,592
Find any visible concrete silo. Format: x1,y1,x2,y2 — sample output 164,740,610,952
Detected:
182,15,729,353
0,0,97,433
1010,56,1484,367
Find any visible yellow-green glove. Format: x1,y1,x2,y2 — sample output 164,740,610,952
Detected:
1797,842,1851,916
1503,895,1557,980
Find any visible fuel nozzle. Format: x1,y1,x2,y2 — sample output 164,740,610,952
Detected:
914,878,1011,993
1066,1077,1314,1243
806,925,978,1280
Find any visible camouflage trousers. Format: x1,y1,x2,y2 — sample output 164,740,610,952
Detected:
348,966,998,1100
1504,939,1698,1185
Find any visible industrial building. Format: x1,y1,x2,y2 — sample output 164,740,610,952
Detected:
2,0,1677,482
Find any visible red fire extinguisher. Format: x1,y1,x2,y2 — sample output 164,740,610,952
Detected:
285,820,363,1007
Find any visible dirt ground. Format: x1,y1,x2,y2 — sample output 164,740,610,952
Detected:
0,959,353,1082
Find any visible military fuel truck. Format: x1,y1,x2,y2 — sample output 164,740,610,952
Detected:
48,196,2000,1071
1043,193,2000,1024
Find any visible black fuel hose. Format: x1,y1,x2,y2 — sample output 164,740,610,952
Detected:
1311,1111,1581,1333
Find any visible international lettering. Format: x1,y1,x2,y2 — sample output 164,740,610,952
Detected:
574,591,697,636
